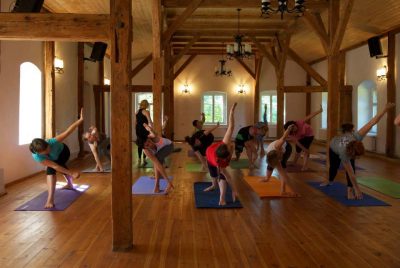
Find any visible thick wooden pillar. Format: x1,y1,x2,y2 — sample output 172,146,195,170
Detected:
93,86,101,130
327,0,340,141
163,41,172,138
277,75,285,136
77,42,85,157
254,56,263,123
98,60,105,133
110,0,133,251
152,0,162,134
44,41,55,139
386,31,396,157
306,75,311,115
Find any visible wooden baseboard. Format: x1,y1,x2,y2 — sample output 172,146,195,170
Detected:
5,171,44,188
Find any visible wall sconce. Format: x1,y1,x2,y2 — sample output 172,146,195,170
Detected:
237,84,246,95
104,78,111,85
54,57,64,74
181,84,191,94
376,65,387,81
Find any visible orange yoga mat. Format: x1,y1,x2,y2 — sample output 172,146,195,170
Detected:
243,176,296,198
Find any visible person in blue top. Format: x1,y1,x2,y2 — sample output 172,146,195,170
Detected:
29,108,84,208
320,103,395,199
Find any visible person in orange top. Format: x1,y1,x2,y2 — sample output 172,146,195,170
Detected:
205,103,238,206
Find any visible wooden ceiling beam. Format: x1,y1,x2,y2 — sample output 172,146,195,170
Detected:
288,48,327,87
130,53,152,79
331,0,355,53
235,58,255,79
249,35,278,68
162,0,328,9
174,55,196,79
172,35,200,65
303,11,329,53
162,0,204,42
172,37,272,42
284,86,326,93
0,13,109,41
166,21,288,30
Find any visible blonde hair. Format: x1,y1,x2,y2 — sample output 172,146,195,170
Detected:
139,100,149,109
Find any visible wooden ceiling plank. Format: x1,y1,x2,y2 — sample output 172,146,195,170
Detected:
130,53,152,79
288,48,327,87
331,0,355,53
0,13,109,41
174,54,196,79
235,58,255,79
172,35,200,65
162,0,204,41
303,11,329,53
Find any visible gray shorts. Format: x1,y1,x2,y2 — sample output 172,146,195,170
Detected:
156,143,174,164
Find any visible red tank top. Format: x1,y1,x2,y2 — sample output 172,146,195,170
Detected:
206,141,231,168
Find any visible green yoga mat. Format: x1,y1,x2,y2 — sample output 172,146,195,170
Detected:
230,159,250,169
357,176,400,198
185,162,206,172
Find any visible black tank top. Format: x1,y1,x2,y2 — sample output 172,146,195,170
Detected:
136,109,149,136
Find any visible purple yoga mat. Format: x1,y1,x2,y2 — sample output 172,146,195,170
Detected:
132,176,173,195
15,184,90,211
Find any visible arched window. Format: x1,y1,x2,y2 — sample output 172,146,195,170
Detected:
202,91,227,125
321,92,328,129
19,62,42,145
260,91,277,124
357,80,377,134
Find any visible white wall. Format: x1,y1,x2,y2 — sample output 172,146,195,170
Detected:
310,60,328,140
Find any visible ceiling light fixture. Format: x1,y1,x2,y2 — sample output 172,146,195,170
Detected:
226,9,253,60
261,0,305,20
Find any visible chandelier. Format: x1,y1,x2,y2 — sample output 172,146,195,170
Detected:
226,9,253,60
215,58,232,77
261,0,305,20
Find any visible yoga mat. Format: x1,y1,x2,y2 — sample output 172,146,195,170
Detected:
230,159,250,169
285,165,317,173
82,164,111,173
311,158,365,171
185,162,206,172
194,182,242,208
357,176,400,198
137,158,171,169
307,181,390,206
132,176,172,195
243,176,297,198
15,184,90,211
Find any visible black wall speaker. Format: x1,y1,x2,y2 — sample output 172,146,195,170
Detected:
90,42,108,62
367,37,383,57
12,0,44,12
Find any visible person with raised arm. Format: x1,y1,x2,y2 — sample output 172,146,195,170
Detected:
185,122,220,171
284,105,323,171
254,103,269,158
29,108,84,208
261,125,298,197
135,99,153,167
82,126,110,172
205,103,238,206
320,103,395,199
142,123,174,193
192,112,206,134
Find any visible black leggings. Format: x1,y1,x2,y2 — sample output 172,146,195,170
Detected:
46,144,70,175
136,136,147,160
267,143,292,171
328,148,355,187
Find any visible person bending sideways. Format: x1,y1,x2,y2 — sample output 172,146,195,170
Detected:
254,104,269,157
142,123,174,193
320,103,395,199
205,103,238,206
192,112,205,134
260,125,298,197
234,125,260,169
29,109,84,208
283,105,323,171
185,122,219,171
82,126,110,172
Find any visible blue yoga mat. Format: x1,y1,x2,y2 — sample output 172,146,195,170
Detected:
132,176,172,195
307,181,390,206
193,182,242,208
311,158,365,171
15,184,90,211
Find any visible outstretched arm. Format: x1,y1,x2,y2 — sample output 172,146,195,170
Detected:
395,114,400,126
303,105,323,122
55,108,84,142
204,122,220,136
275,125,294,150
162,116,168,132
201,112,205,124
222,103,237,144
263,104,268,124
143,123,158,139
143,110,153,127
41,160,79,178
358,103,395,136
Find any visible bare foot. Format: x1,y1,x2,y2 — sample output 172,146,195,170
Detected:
153,187,160,193
219,199,226,206
259,177,271,182
44,201,54,208
347,188,355,200
165,183,174,193
61,184,74,190
203,185,216,192
232,192,237,202
319,180,332,187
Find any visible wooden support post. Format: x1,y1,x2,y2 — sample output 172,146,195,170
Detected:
98,60,105,133
338,51,352,124
386,31,396,157
77,42,85,157
306,75,311,115
152,0,163,134
44,41,55,139
163,41,174,138
254,56,263,123
110,0,133,251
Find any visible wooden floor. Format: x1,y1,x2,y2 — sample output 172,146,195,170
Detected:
1,144,400,267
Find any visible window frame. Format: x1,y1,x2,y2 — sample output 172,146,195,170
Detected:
201,91,227,125
260,91,278,125
134,92,164,121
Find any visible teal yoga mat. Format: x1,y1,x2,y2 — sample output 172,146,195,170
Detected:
357,176,400,198
229,159,250,169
